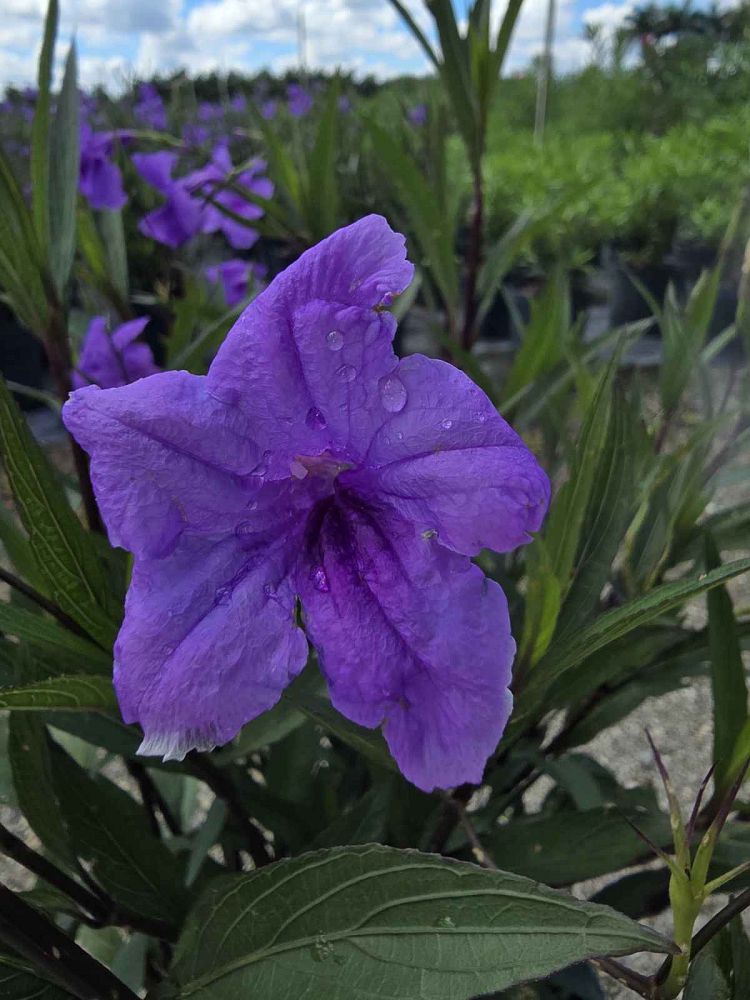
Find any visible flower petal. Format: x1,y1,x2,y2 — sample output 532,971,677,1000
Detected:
297,502,514,791
116,531,308,759
206,215,414,470
62,371,263,559
342,354,550,556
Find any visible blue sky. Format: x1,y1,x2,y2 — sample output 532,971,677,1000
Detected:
0,0,639,93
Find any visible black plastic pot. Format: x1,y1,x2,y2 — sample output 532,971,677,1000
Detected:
0,304,47,409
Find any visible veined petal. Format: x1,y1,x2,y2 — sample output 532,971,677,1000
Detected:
342,354,550,556
206,215,414,471
116,531,308,759
63,371,263,559
297,502,514,792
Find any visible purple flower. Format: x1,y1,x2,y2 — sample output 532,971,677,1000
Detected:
337,95,352,114
287,83,313,118
72,316,158,390
198,101,223,123
408,103,428,127
79,123,127,211
134,83,167,131
133,145,272,250
230,94,247,113
205,259,266,307
62,217,549,792
182,123,210,148
260,99,278,120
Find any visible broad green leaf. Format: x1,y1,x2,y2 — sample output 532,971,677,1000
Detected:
684,951,730,1000
0,377,120,647
705,534,748,793
185,799,228,888
591,868,669,920
0,601,110,671
513,557,750,733
169,845,673,999
50,744,189,927
312,782,393,850
0,675,115,711
48,43,79,294
9,715,75,868
729,919,750,1000
486,807,671,887
31,0,58,252
0,504,45,592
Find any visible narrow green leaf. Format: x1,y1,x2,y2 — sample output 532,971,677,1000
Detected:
0,150,48,333
0,601,110,670
9,715,75,868
705,533,749,793
305,79,340,241
49,42,80,294
0,960,76,1000
0,377,119,647
386,0,440,68
503,264,570,401
0,675,115,712
97,209,129,302
492,0,525,77
185,800,227,888
513,557,750,732
31,0,58,252
169,845,674,1000
428,1,479,168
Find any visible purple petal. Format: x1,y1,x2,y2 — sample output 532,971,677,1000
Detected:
116,531,308,760
132,151,178,195
138,187,203,248
297,504,514,791
343,354,550,556
110,316,150,351
62,371,264,559
206,215,414,471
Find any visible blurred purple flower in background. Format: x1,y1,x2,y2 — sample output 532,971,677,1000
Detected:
230,94,247,113
72,316,158,390
133,144,272,250
63,216,549,792
205,259,266,307
260,99,278,120
337,95,352,114
287,83,313,117
408,103,428,127
134,83,167,130
79,123,127,211
198,102,223,123
182,123,210,148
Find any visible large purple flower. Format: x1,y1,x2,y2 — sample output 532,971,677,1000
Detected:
62,217,549,792
72,315,159,390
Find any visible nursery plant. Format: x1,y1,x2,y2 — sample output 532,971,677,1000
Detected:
0,2,749,999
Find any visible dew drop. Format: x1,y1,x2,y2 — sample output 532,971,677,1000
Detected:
306,406,327,430
311,565,330,592
379,374,407,413
435,915,455,928
396,431,404,441
326,329,343,351
476,411,488,424
336,364,357,383
263,583,276,599
236,520,254,538
214,586,232,606
290,458,308,480
441,418,453,430
422,528,437,540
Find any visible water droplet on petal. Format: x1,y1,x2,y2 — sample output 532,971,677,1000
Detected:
435,915,455,928
290,458,308,480
441,418,453,430
476,411,488,424
235,520,254,538
379,374,407,413
214,586,232,606
311,565,330,592
336,364,357,383
263,583,276,599
396,431,404,441
253,450,271,476
306,406,327,430
422,528,437,540
326,329,343,351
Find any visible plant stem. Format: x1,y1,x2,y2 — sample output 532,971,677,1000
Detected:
0,882,140,1000
127,760,182,837
592,957,653,998
460,171,484,352
691,886,750,958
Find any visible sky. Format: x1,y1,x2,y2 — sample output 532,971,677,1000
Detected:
0,0,639,94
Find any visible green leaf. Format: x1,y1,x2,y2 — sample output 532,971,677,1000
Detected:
486,807,671,887
0,149,48,334
705,534,748,794
0,959,75,1000
684,951,730,1000
312,782,393,850
50,744,188,928
729,918,750,1000
503,265,570,402
491,0,525,78
386,0,439,68
213,699,305,764
513,557,750,733
305,79,340,241
168,845,674,1000
0,675,115,712
428,1,479,169
9,715,75,868
48,42,80,294
31,0,58,253
97,209,129,303
0,377,120,647
0,601,110,672
185,799,227,888
0,504,45,592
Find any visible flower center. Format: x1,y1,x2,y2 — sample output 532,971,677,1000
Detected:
290,452,353,483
